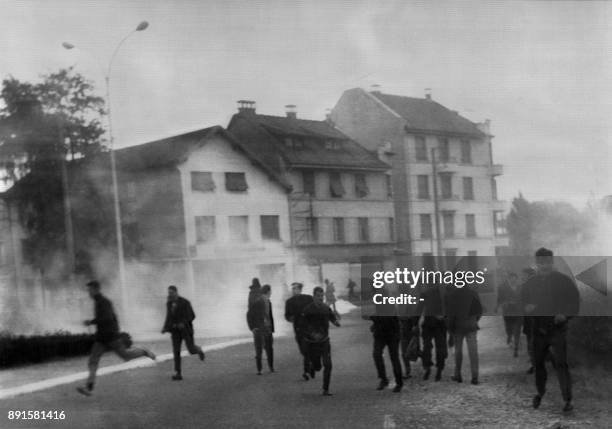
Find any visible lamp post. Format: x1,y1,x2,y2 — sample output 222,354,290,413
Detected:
63,21,149,319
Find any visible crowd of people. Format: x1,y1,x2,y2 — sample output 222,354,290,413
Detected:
76,247,580,413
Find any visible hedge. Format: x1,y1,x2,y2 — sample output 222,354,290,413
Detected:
0,331,95,368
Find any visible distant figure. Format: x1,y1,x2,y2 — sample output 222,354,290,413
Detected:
447,284,482,385
247,284,274,374
520,267,537,374
77,280,156,397
302,286,340,396
285,282,314,380
324,279,337,314
248,278,262,309
416,283,448,382
161,285,205,381
496,272,523,357
346,278,357,300
522,248,579,413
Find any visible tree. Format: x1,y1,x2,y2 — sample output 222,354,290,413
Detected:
506,193,532,256
0,68,107,275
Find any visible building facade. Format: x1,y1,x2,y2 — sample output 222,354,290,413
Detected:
331,88,508,266
228,102,395,295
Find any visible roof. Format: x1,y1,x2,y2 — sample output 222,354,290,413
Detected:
369,91,485,137
227,113,389,172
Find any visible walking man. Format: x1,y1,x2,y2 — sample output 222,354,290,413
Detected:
285,282,314,380
302,286,340,396
416,283,448,381
447,283,482,385
520,267,537,373
77,280,156,396
247,284,274,374
368,312,403,392
496,272,523,357
161,285,205,380
522,248,579,412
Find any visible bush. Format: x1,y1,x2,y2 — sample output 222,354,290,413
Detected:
0,331,95,368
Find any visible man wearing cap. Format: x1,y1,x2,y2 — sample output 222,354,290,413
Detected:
285,282,314,380
77,280,156,396
522,248,579,413
161,285,205,380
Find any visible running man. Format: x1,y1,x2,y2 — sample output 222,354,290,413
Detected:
284,282,314,380
77,280,156,396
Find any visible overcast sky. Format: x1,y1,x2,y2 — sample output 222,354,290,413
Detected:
1,0,610,208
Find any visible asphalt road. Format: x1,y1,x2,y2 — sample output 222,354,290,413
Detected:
1,314,610,429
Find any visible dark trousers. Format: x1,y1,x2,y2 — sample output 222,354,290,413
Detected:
524,318,535,366
253,328,274,372
399,319,417,376
294,331,311,374
503,316,522,351
306,340,332,391
422,324,448,369
373,334,403,386
534,330,572,402
171,328,203,375
87,339,148,386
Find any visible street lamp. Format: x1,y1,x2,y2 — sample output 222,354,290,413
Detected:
63,21,149,320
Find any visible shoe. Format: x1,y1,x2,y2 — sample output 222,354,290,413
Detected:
423,368,431,380
526,366,534,374
513,350,518,358
532,394,542,409
471,378,479,385
302,373,309,381
310,369,316,379
76,386,92,396
392,384,403,393
257,371,262,375
451,375,463,383
172,374,183,381
435,368,442,382
143,348,156,360
402,374,412,380
198,350,205,361
322,390,333,396
376,379,389,391
562,401,574,412
269,368,275,373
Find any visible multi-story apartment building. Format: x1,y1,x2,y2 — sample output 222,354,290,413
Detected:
228,102,395,293
331,88,508,267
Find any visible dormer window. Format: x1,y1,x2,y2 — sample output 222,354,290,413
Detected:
325,140,341,150
284,137,294,149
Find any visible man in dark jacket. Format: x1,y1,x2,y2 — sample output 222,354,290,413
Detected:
447,284,482,385
248,278,262,308
415,283,448,382
520,267,537,373
77,280,156,396
161,285,205,380
522,248,579,413
247,284,274,374
302,286,340,396
496,272,523,357
369,313,403,393
285,282,314,380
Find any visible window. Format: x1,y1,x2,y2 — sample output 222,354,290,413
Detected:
284,137,293,149
463,177,474,200
354,174,369,198
191,172,215,192
493,211,507,236
491,178,498,200
465,214,476,237
333,218,345,243
440,173,453,199
444,248,458,270
229,216,249,242
325,140,341,150
306,217,318,243
415,136,427,161
442,211,455,238
386,175,393,198
126,181,137,200
329,172,345,198
358,217,369,242
388,217,395,241
303,170,315,196
420,214,432,239
461,140,472,164
438,138,450,162
225,172,248,192
260,215,280,240
195,216,216,243
0,242,5,266
467,250,478,272
123,222,142,257
417,175,430,199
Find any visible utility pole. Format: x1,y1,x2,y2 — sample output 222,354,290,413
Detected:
431,147,444,270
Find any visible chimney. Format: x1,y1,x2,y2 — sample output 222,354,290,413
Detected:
325,108,333,124
371,84,381,94
237,100,256,115
285,104,297,119
425,88,432,100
